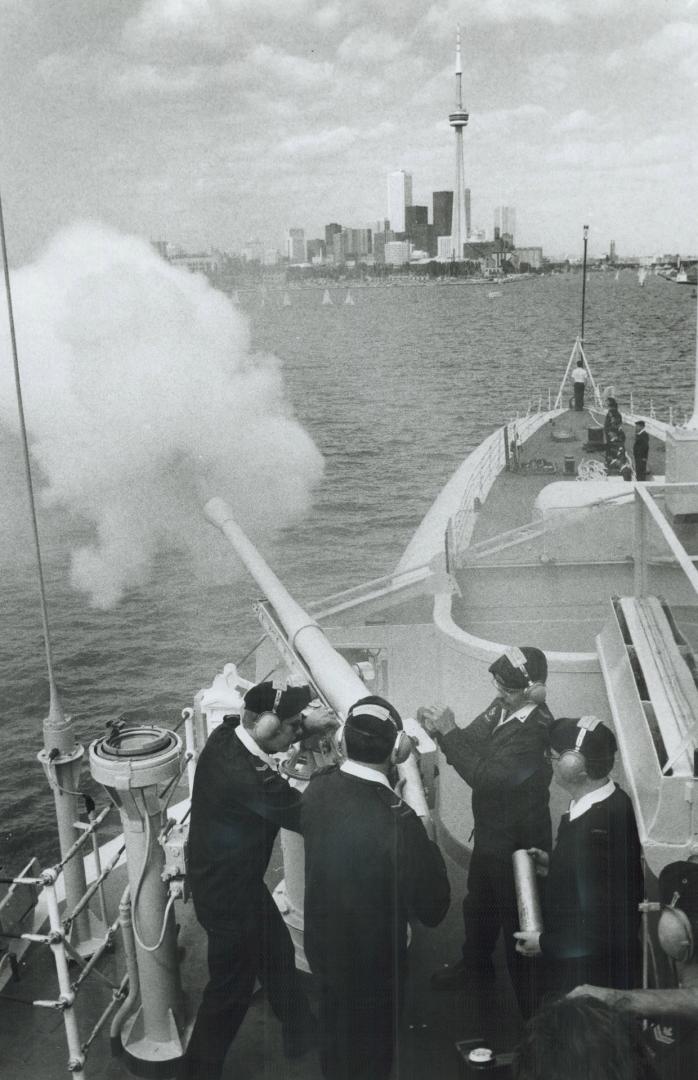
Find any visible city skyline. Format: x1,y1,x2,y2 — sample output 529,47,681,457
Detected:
1,2,697,263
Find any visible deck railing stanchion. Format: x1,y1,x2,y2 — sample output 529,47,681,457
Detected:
634,489,648,597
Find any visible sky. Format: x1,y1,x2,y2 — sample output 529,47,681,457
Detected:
1,0,697,261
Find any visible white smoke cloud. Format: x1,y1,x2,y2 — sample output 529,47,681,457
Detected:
0,223,324,607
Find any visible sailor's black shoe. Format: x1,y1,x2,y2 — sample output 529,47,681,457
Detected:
430,957,496,990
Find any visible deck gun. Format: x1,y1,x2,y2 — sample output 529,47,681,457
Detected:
203,497,431,822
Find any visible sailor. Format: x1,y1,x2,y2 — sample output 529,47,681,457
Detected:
571,358,589,411
512,995,659,1080
420,645,553,1018
301,695,450,1080
569,859,698,1080
604,397,626,466
179,680,337,1080
634,420,650,481
514,716,643,998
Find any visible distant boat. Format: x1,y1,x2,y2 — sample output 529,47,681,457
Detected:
487,290,501,299
282,292,292,307
344,291,355,306
322,289,333,305
614,270,620,282
638,267,648,287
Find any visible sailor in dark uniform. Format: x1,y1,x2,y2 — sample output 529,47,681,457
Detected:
634,420,650,481
514,716,643,998
302,696,450,1080
420,645,553,1019
179,680,336,1080
569,860,698,1080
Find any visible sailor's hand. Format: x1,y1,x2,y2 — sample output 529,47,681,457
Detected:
298,705,339,739
514,931,542,957
567,984,617,1005
416,704,456,736
526,848,550,877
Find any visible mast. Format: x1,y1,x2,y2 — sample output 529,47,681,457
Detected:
0,190,100,953
580,223,589,342
688,286,698,429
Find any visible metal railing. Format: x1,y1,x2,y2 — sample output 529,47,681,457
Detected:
5,802,134,1077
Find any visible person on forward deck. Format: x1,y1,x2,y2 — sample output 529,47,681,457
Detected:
179,680,337,1080
514,716,643,1000
572,358,589,411
604,397,626,466
634,420,650,481
419,645,553,1019
302,696,450,1080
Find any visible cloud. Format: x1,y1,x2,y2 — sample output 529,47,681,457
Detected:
123,0,314,53
554,108,598,134
336,28,406,65
477,103,548,135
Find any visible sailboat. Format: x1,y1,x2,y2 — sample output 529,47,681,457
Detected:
614,270,620,282
322,289,333,305
344,290,355,306
282,292,292,307
638,267,648,287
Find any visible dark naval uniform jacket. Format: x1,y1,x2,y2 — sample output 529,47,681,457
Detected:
301,763,450,993
436,699,554,856
540,781,643,993
188,715,303,933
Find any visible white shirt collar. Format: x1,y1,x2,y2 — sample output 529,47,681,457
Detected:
235,722,278,770
340,760,393,791
496,701,536,728
568,779,615,821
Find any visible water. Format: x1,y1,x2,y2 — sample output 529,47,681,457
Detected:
1,273,695,870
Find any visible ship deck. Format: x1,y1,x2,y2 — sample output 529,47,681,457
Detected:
470,406,665,546
447,407,698,654
0,847,524,1079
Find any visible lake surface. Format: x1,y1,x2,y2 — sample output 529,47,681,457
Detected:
1,272,695,868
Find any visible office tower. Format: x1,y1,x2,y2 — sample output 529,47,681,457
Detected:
351,228,372,258
325,222,342,253
286,228,306,263
384,240,411,266
405,206,428,231
609,240,616,263
494,206,516,244
387,170,413,233
433,191,453,238
448,28,469,258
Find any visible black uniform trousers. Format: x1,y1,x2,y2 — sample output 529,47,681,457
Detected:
462,846,538,1019
573,382,585,410
178,888,311,1080
318,981,402,1080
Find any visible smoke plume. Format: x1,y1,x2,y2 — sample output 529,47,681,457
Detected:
0,223,324,607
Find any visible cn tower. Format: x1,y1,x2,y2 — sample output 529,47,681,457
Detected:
449,26,469,259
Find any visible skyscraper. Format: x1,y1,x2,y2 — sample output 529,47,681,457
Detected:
448,28,469,258
387,170,413,233
433,191,453,238
286,228,306,263
494,206,516,244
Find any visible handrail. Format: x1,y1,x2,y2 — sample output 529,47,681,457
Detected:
634,482,698,598
10,796,143,1077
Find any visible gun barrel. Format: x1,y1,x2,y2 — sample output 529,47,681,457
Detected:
204,498,429,819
